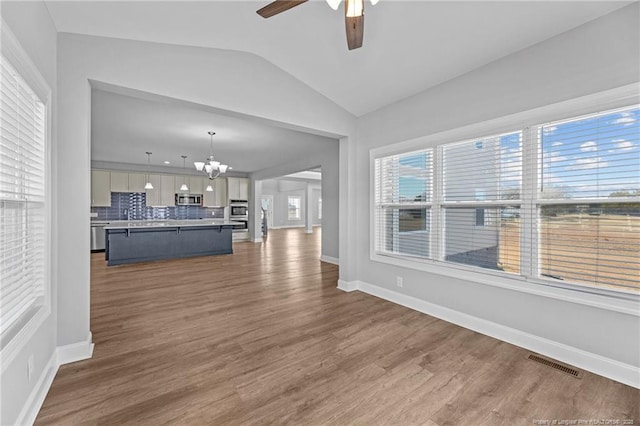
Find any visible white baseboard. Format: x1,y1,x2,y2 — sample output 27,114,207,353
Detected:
15,333,94,425
57,332,94,365
320,255,339,265
354,281,639,389
15,350,58,426
337,279,359,292
304,229,313,234
251,238,263,243
270,225,305,229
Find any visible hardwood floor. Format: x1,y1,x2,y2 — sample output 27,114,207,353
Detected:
37,228,638,425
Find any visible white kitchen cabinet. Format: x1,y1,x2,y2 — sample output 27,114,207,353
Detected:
189,176,204,194
110,172,129,192
145,174,162,206
215,178,227,206
227,177,249,201
91,170,111,207
202,180,216,206
174,175,191,193
202,177,227,207
160,175,176,206
128,173,147,193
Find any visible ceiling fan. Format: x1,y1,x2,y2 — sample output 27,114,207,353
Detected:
257,0,379,50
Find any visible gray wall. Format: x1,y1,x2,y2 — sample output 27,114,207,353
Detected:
0,2,58,424
312,188,322,226
353,4,640,373
261,179,322,228
251,142,339,259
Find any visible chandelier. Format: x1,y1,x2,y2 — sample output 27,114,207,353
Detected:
194,131,230,180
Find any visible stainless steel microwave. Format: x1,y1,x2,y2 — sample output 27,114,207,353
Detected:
175,194,202,206
230,204,248,217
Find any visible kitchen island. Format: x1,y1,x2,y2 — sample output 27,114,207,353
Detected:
104,220,239,266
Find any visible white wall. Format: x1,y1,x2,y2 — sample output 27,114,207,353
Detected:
251,144,339,258
351,4,640,386
0,2,58,424
260,179,321,229
312,188,322,226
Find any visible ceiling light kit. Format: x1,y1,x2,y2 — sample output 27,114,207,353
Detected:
194,131,231,181
257,0,379,50
179,155,189,191
144,151,154,189
142,133,229,193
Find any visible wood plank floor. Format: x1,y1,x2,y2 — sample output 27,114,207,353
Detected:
37,228,639,425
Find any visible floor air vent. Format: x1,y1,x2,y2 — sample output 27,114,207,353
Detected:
527,354,582,378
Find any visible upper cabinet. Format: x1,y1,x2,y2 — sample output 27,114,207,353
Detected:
227,177,249,201
91,169,228,207
110,172,129,192
202,177,227,207
189,176,204,194
91,170,111,207
109,171,147,193
144,174,162,206
146,174,174,207
174,175,204,194
174,175,190,193
128,173,147,193
215,178,227,206
160,175,175,206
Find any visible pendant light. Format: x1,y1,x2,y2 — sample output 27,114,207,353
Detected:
144,152,154,190
205,184,214,192
180,155,189,191
194,131,231,180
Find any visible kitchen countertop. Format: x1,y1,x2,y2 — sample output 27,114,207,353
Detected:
104,219,242,230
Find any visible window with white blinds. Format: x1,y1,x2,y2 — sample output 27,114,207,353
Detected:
288,196,301,220
372,104,639,294
0,54,47,341
374,149,432,258
538,106,639,291
442,132,522,274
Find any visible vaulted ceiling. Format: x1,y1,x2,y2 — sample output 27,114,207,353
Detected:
44,1,630,172
45,1,629,116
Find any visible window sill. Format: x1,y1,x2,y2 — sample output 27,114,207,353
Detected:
371,252,640,317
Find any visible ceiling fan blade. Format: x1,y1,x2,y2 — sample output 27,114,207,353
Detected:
257,0,308,18
345,14,364,50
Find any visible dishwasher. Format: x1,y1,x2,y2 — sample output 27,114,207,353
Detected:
90,221,109,252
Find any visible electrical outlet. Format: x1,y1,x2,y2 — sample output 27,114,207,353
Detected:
27,355,34,382
396,276,403,288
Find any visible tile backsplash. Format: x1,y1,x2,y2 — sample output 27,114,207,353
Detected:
91,192,224,221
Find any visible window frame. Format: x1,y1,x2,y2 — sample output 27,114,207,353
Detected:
374,148,434,259
287,195,302,220
0,20,52,366
370,84,640,313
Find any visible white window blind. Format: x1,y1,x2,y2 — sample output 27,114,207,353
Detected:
442,132,523,274
372,103,639,294
538,106,639,290
0,54,47,339
374,149,432,258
